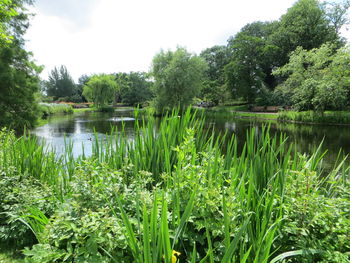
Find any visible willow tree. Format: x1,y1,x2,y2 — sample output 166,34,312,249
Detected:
151,47,207,113
82,74,118,108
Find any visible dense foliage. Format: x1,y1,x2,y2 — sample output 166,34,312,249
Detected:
43,66,80,102
116,72,153,107
225,21,280,103
83,74,118,108
0,111,349,262
273,44,350,111
224,0,348,107
0,0,41,130
0,0,17,43
200,46,230,104
271,0,343,65
152,47,207,113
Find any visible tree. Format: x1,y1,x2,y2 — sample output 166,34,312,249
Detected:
151,47,207,112
200,45,229,85
273,43,349,111
225,22,279,102
83,74,118,108
0,0,42,130
76,74,91,102
117,72,153,106
271,0,343,66
224,0,348,104
44,66,76,100
0,0,17,44
322,0,350,33
200,45,230,104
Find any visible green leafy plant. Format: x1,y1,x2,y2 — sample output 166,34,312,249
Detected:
0,170,55,248
0,110,349,262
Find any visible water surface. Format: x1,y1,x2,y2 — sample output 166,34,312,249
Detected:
32,109,350,166
33,110,136,158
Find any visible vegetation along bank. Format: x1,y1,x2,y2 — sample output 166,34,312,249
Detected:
0,110,349,262
1,0,350,262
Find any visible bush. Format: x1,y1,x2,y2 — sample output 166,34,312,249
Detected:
276,154,350,263
0,169,56,248
38,103,73,118
23,162,153,262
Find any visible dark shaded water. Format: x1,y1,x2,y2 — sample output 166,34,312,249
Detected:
207,114,350,168
32,109,350,166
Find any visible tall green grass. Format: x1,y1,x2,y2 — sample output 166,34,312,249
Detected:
91,108,211,181
0,109,349,262
0,129,74,200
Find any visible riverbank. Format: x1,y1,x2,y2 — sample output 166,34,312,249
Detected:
72,105,134,113
37,105,135,127
39,103,73,117
203,106,279,121
278,110,350,125
206,106,350,125
37,103,74,126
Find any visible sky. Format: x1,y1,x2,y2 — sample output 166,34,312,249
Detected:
24,0,347,81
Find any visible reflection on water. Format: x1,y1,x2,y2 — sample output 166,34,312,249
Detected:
32,110,136,158
208,115,350,167
32,110,350,166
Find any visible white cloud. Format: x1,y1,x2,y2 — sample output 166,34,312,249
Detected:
26,0,301,81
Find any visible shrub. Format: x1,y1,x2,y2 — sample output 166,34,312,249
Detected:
41,96,54,103
0,169,56,248
38,103,73,118
23,161,154,262
276,154,350,263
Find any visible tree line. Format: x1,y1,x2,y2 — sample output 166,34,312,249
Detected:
1,0,350,130
42,68,153,109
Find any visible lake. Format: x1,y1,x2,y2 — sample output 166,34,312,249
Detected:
32,109,350,167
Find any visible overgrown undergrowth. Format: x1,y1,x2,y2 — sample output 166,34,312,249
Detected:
0,109,349,263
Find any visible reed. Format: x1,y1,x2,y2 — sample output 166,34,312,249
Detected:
1,109,349,263
91,108,210,182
